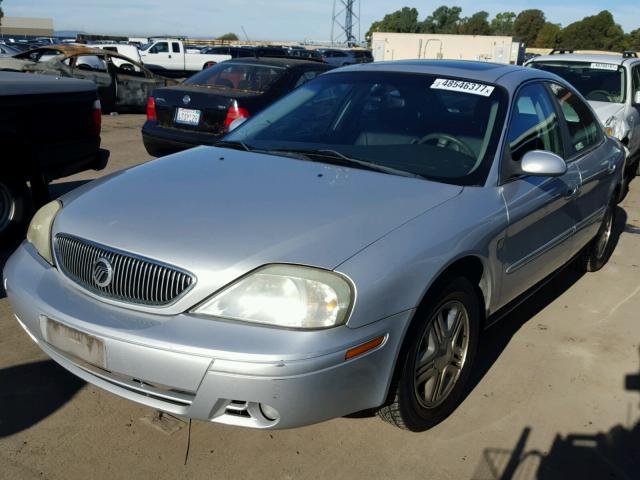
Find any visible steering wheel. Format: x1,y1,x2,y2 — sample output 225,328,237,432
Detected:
586,90,612,102
416,133,475,157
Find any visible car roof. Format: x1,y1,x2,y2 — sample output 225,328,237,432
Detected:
226,57,331,68
529,53,639,66
328,60,558,85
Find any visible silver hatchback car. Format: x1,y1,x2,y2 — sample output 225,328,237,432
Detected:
5,61,624,431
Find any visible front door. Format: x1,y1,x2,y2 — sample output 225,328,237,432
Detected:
499,82,582,305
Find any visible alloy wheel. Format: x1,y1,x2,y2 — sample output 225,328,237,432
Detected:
414,300,470,409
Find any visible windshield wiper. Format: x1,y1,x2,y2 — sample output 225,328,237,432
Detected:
214,140,252,152
269,148,423,179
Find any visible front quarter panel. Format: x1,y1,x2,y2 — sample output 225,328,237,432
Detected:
338,186,508,329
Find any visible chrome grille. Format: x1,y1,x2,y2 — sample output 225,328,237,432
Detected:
54,234,195,306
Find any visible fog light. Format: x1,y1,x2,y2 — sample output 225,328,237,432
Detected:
259,403,280,421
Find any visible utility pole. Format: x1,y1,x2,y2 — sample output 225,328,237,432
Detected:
331,0,360,47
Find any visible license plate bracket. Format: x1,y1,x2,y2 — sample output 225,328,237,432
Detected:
44,317,106,369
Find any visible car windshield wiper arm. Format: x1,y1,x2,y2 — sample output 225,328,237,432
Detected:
214,140,252,152
271,148,423,179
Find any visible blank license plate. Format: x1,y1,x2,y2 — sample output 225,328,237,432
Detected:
45,318,106,369
175,108,201,126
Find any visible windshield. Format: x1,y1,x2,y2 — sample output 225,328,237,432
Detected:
530,61,626,103
225,72,507,185
185,62,286,93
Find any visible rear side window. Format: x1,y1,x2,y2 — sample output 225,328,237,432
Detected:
507,83,564,161
548,83,601,154
633,66,640,98
294,70,323,88
172,42,180,53
74,55,108,72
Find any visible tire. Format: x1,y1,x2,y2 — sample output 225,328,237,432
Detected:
577,197,617,272
0,178,32,248
377,277,480,431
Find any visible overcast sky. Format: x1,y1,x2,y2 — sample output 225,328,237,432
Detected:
4,0,638,40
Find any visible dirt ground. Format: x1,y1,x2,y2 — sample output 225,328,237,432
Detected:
1,114,639,479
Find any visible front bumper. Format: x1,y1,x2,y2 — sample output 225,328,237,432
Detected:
4,243,412,429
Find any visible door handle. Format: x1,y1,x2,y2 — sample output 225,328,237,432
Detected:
168,54,172,59
607,161,616,173
565,185,580,198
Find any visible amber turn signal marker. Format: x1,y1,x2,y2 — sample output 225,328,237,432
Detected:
345,335,385,360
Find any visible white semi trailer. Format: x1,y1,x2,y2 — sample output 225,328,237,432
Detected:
371,32,525,65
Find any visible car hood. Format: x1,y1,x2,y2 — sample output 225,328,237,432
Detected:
589,101,625,123
54,146,462,310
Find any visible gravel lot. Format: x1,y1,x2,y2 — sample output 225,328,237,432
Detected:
1,114,639,479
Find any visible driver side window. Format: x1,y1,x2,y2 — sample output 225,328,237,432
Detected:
507,83,564,162
150,42,168,54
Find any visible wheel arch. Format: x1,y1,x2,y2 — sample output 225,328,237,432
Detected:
378,253,490,412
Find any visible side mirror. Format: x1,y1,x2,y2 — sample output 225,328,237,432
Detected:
634,91,640,105
521,150,567,177
228,117,247,132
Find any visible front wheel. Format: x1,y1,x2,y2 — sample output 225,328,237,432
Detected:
377,277,480,431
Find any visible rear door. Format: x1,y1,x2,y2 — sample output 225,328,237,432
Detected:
500,82,582,304
547,81,619,248
111,57,160,108
169,41,184,70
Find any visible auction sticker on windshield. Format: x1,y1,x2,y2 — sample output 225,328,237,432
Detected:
431,78,495,97
590,63,618,71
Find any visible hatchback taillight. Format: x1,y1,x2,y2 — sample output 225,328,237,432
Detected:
146,96,157,122
90,99,102,136
224,100,250,131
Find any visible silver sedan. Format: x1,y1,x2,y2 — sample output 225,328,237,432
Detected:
5,60,624,431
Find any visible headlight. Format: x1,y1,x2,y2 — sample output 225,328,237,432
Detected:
193,265,354,329
604,116,625,140
26,200,62,265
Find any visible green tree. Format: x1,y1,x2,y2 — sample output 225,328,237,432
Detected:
491,12,516,36
560,11,626,51
513,9,546,46
366,7,420,40
217,32,239,41
628,29,640,51
420,6,462,34
534,23,561,48
459,11,491,36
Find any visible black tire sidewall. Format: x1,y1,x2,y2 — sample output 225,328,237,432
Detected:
0,178,31,247
586,198,617,272
396,277,481,431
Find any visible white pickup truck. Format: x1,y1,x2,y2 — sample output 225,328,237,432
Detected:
139,39,231,74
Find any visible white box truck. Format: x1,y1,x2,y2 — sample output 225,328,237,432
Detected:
371,32,524,65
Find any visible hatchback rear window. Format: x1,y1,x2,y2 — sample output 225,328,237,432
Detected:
185,63,286,93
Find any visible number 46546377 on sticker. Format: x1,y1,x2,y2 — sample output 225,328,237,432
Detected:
431,78,495,97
